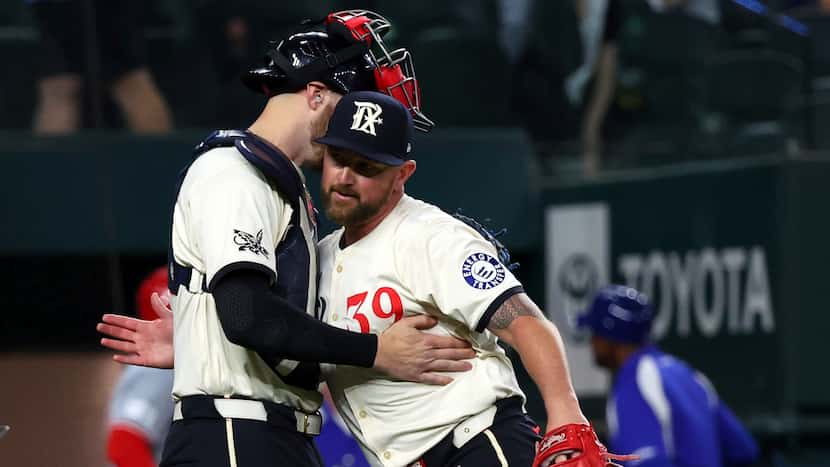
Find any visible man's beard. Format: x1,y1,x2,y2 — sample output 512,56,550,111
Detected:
322,184,392,227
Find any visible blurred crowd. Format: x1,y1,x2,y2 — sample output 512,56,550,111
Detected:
1,0,829,176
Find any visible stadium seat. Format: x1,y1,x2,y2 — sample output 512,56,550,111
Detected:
810,96,830,150
145,37,223,129
619,9,723,124
609,6,725,161
704,50,804,121
702,49,804,156
0,2,36,128
135,1,223,129
0,36,38,129
792,10,830,89
770,8,830,93
409,26,515,127
464,0,581,143
0,1,29,26
785,93,830,151
371,1,497,41
531,0,581,75
257,1,333,38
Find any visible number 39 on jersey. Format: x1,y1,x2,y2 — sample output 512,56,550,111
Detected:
345,287,404,333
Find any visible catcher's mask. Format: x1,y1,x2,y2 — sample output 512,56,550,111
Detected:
242,9,434,132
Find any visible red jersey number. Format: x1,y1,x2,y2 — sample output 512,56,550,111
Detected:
346,288,404,333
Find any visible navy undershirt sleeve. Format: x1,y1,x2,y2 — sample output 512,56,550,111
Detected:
212,269,378,368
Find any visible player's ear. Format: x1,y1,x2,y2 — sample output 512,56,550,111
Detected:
395,160,416,189
305,82,327,110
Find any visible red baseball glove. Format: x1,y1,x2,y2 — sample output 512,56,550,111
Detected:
533,424,638,467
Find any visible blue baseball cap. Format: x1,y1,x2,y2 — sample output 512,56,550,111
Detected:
315,91,414,166
576,285,655,344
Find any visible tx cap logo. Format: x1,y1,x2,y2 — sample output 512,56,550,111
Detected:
350,101,384,136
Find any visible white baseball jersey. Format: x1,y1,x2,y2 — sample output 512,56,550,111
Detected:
108,366,174,462
318,195,526,467
170,145,321,412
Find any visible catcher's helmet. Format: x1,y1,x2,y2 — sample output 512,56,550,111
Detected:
576,285,654,344
136,266,170,321
242,10,434,131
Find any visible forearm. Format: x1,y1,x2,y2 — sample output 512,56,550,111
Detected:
213,270,378,367
501,317,588,429
487,293,587,430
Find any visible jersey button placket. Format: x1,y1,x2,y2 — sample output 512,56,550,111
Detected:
335,237,357,275
329,248,348,325
356,405,383,461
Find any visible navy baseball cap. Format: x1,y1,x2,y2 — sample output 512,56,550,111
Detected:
316,91,414,166
576,285,655,344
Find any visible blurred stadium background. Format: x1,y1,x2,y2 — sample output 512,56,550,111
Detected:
1,0,829,465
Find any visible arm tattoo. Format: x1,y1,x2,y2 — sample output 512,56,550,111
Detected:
488,294,545,330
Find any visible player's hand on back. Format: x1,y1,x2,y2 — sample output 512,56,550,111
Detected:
373,315,475,385
97,292,175,369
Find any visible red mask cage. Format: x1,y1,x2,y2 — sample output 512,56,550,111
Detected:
327,10,435,131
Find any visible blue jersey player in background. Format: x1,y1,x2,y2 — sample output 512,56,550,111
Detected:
576,285,760,467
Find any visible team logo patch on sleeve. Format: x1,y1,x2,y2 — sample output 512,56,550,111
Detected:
233,228,269,258
462,253,506,290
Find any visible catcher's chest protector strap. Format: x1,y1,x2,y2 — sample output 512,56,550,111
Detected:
194,129,304,207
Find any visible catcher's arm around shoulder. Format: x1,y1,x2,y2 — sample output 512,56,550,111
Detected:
485,292,588,430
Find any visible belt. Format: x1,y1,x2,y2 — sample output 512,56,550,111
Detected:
413,397,530,466
173,396,322,436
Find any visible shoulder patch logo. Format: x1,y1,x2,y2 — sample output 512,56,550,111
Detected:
462,252,505,290
233,229,269,258
350,101,383,136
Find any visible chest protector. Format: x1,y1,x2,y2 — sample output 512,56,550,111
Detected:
168,130,320,389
